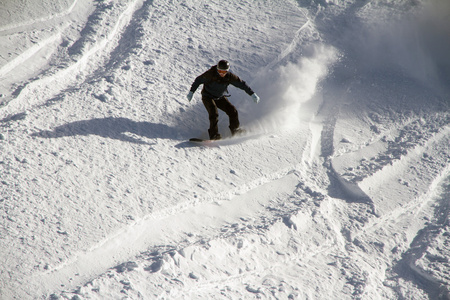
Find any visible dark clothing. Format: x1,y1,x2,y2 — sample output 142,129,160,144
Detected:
202,95,239,139
190,65,253,139
190,66,254,98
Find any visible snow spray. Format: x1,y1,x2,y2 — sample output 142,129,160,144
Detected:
240,45,338,134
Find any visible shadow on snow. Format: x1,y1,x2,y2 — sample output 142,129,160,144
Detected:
31,117,180,145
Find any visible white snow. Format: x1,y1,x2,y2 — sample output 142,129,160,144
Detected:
1,0,449,299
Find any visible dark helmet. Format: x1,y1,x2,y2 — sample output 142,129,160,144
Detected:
217,60,230,71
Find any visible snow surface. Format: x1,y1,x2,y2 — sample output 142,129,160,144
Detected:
1,0,450,299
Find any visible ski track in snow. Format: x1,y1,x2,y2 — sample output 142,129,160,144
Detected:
1,0,450,299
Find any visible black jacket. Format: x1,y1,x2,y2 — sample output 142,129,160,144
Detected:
190,66,254,99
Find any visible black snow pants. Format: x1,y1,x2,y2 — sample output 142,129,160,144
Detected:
202,95,239,139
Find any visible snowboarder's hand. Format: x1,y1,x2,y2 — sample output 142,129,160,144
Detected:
251,93,260,104
187,91,194,102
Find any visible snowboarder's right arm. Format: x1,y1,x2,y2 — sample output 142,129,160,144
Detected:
186,91,194,102
189,70,210,94
187,70,210,101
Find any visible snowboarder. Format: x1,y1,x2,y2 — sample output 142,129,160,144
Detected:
187,60,260,140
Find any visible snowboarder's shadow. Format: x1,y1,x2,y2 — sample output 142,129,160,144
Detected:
31,117,179,145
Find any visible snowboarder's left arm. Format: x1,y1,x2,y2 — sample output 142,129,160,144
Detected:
229,73,259,103
251,93,260,103
229,73,254,95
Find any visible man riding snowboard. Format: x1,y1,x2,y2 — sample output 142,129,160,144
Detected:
187,60,260,140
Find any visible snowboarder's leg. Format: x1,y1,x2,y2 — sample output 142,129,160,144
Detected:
202,96,221,140
216,97,240,135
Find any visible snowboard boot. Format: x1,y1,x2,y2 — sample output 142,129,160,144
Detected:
231,127,245,137
208,128,222,140
210,133,222,140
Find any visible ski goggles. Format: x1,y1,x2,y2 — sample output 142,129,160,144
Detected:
217,69,228,75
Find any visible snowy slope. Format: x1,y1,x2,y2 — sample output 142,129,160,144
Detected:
0,0,449,299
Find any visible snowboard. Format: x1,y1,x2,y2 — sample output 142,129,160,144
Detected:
189,129,247,143
188,129,252,145
189,138,217,143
